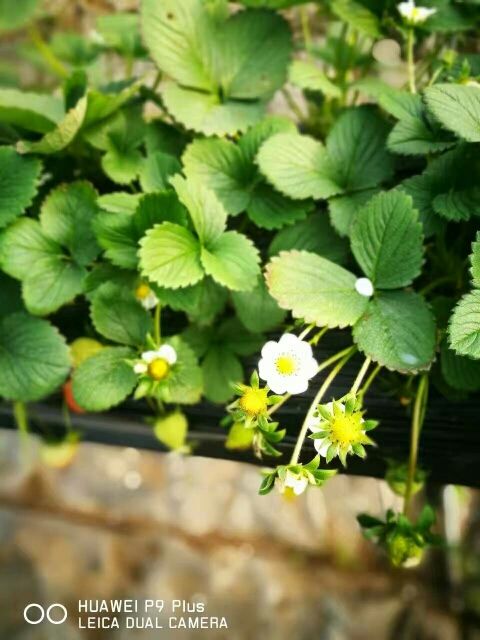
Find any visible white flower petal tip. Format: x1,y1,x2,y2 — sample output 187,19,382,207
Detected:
258,333,318,396
157,344,177,365
355,277,374,298
397,0,436,23
133,362,148,374
279,470,308,496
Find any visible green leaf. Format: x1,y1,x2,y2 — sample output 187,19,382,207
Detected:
139,222,204,289
289,60,341,98
331,0,380,37
72,346,137,411
91,283,152,347
353,291,436,373
93,212,138,269
97,192,141,214
441,340,480,392
328,189,378,237
232,277,286,333
257,132,341,200
326,108,393,192
182,137,249,215
0,218,60,280
448,291,480,359
22,257,85,316
96,12,143,57
17,96,87,154
0,0,38,31
433,188,480,222
200,231,260,291
139,151,181,193
247,183,310,229
39,181,100,265
102,145,143,185
266,250,369,328
269,213,349,264
0,88,63,133
202,345,243,402
153,411,189,450
162,83,265,136
158,336,203,404
0,147,41,229
171,174,227,245
425,84,480,142
156,277,227,326
0,312,70,402
387,118,455,156
0,273,23,317
216,317,264,356
350,190,424,289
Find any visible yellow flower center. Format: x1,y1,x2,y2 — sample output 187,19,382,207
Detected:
275,354,297,376
330,413,364,447
135,283,151,300
148,358,170,381
239,387,268,416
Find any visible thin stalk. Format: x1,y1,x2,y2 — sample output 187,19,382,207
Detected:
289,348,356,465
267,345,355,417
300,6,312,52
350,357,371,395
154,304,161,345
403,375,429,516
281,88,304,121
406,29,416,94
13,401,29,438
298,324,315,340
27,24,68,78
358,364,381,399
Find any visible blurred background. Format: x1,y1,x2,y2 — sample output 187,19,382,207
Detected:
0,430,479,639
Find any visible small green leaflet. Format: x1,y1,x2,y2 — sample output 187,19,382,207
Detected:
471,233,480,288
266,250,369,328
0,312,70,402
353,291,436,373
72,346,137,411
441,340,480,392
0,88,64,133
424,84,480,143
91,283,152,347
157,336,203,405
350,190,424,289
232,277,286,333
288,60,341,98
0,147,41,229
448,291,480,359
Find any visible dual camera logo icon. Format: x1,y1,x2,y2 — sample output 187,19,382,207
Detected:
24,604,68,625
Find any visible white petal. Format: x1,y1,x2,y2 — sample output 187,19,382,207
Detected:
307,415,322,432
285,376,309,395
301,356,319,379
258,357,275,382
141,350,158,363
142,293,159,310
278,333,305,352
157,344,177,364
293,476,309,495
134,362,148,374
295,340,314,360
264,373,289,394
314,439,330,457
261,341,279,360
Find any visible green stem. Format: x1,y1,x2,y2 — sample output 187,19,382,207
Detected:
289,348,356,465
419,275,454,296
27,24,68,78
350,357,371,395
298,324,315,340
154,304,161,346
281,88,304,121
13,401,29,438
403,375,429,516
358,364,381,399
267,345,355,417
300,6,312,52
406,29,416,94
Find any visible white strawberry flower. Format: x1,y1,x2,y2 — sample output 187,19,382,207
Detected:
355,277,374,298
133,345,177,380
398,0,436,24
277,469,309,496
135,282,159,310
258,333,318,395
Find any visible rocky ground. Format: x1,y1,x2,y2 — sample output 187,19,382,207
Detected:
0,430,477,640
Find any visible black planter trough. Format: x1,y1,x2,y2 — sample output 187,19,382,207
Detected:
0,332,479,488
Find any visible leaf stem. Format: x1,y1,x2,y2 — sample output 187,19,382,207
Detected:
350,357,371,395
358,364,381,399
300,6,312,52
289,347,356,465
403,374,429,517
13,401,29,438
27,24,68,79
406,29,416,94
154,304,161,346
